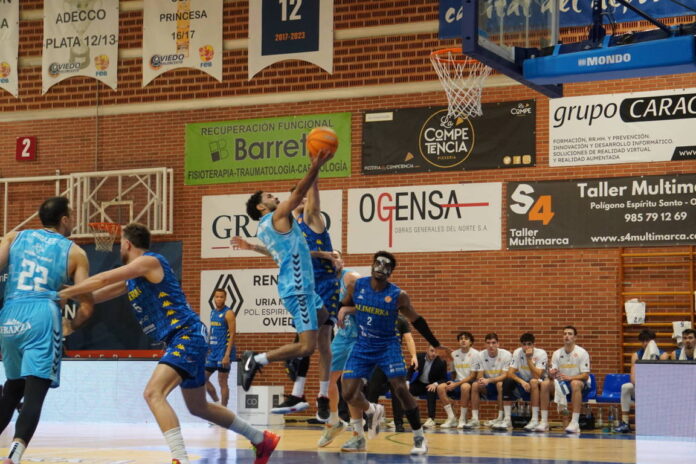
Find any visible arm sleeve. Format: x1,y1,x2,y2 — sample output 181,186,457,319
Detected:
411,316,439,348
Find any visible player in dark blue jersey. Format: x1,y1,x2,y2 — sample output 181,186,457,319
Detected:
59,223,278,464
338,251,449,456
0,197,93,464
204,288,236,409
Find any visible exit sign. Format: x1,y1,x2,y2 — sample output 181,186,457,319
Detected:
16,136,37,161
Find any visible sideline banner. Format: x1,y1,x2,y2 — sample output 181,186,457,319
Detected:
507,174,696,249
142,0,222,86
347,183,502,253
42,0,119,94
0,1,18,97
185,113,351,185
362,102,535,174
248,0,333,79
201,190,343,258
550,88,696,166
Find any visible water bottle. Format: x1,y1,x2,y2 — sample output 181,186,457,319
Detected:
596,407,604,430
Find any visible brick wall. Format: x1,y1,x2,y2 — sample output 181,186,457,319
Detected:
1,1,695,415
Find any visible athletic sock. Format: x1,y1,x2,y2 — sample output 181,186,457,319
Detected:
541,410,549,423
229,416,264,445
319,381,329,397
254,353,269,366
444,404,455,419
471,410,479,421
571,412,580,425
328,411,340,426
532,406,539,422
503,405,512,421
366,403,376,415
291,377,306,397
622,414,629,423
413,427,424,438
163,427,189,464
351,419,365,437
7,441,25,464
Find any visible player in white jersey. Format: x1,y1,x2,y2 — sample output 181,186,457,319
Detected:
535,325,591,434
436,331,482,428
499,333,548,431
471,333,512,430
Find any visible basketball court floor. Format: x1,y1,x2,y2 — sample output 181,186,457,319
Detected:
1,421,693,464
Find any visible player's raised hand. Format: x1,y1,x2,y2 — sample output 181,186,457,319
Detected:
232,236,252,250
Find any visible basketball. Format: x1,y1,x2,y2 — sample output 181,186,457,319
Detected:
306,127,338,159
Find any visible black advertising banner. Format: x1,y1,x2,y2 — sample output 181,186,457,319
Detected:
507,175,696,249
362,101,536,174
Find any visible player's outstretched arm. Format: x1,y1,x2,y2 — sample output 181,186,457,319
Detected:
232,236,271,256
59,255,161,300
0,231,18,270
274,150,333,229
398,291,450,358
302,181,325,232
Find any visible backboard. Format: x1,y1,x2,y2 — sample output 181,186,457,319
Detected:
462,0,696,98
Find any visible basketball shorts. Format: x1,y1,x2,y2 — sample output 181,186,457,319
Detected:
161,321,208,389
343,340,407,379
315,277,341,323
282,292,324,333
330,333,357,372
0,299,62,388
205,345,237,373
479,381,500,400
558,377,592,400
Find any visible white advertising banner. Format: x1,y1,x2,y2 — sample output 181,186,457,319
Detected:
550,88,696,166
248,0,333,79
201,190,343,258
200,265,372,334
347,183,502,253
0,1,19,97
200,268,293,333
142,0,222,86
42,0,119,94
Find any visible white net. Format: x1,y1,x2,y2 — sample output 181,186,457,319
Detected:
430,49,492,119
89,223,120,252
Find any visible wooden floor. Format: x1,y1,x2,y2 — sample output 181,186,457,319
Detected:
0,421,692,463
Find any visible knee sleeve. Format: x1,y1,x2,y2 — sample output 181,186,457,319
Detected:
502,377,517,401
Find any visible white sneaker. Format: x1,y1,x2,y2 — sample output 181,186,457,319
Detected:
533,422,549,432
410,435,428,455
462,419,480,430
523,420,539,431
565,422,581,434
366,403,385,439
492,419,512,431
484,418,502,427
386,420,396,429
456,419,466,429
440,417,457,428
422,418,436,428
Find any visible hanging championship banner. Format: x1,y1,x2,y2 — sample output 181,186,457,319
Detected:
201,190,343,259
0,1,19,97
507,174,696,249
42,0,119,94
142,0,222,86
248,0,333,79
347,183,502,253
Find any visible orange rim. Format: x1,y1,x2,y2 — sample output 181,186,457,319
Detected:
430,48,475,65
88,222,121,234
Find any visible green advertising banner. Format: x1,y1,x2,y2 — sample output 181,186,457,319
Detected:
185,112,351,185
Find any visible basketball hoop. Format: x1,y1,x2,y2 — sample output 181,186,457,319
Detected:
89,222,121,252
430,48,492,119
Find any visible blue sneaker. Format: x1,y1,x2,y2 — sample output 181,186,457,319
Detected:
614,421,631,433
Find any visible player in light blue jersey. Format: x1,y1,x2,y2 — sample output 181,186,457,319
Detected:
59,223,279,464
338,251,449,456
204,288,236,409
0,197,93,464
318,259,361,447
237,149,334,393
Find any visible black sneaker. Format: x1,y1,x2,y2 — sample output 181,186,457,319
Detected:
395,423,405,433
614,421,631,433
241,351,261,391
316,396,330,422
271,395,309,414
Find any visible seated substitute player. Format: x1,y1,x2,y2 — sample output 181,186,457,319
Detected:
338,251,448,455
670,328,695,361
536,325,591,434
615,329,668,433
436,331,482,429
472,333,512,430
499,332,548,431
204,288,236,409
59,223,279,464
